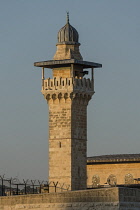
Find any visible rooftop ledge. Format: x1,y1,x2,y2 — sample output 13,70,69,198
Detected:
87,154,140,164
34,59,102,69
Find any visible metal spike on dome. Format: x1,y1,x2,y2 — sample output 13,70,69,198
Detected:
66,11,69,23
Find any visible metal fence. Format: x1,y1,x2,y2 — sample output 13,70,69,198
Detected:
0,175,70,196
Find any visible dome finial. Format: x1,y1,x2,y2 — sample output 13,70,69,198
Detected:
66,11,69,23
57,13,79,44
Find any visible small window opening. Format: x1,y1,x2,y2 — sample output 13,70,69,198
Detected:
78,167,80,176
59,142,61,148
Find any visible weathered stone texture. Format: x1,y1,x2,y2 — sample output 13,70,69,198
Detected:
53,67,72,78
49,100,72,187
41,52,94,190
53,44,83,60
87,162,140,186
0,188,140,210
48,93,89,190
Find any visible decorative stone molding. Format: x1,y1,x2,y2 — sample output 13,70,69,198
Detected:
107,174,117,186
92,175,100,187
42,77,94,92
44,91,92,105
42,77,94,105
125,173,134,184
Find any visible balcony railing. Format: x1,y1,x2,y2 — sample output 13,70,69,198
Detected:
42,77,94,92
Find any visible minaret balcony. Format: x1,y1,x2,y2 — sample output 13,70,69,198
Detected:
42,77,94,93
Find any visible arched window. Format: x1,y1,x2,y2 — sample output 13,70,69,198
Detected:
125,174,134,184
92,175,100,187
107,174,117,186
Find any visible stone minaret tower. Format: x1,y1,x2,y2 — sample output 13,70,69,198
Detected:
34,14,102,191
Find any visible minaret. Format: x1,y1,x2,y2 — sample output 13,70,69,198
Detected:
34,14,102,191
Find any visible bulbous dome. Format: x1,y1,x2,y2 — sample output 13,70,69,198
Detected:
57,14,79,44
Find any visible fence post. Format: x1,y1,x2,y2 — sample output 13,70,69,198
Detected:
0,175,5,196
53,182,58,193
16,184,18,195
9,178,12,196
1,178,4,196
23,179,29,195
31,180,36,194
38,180,44,194
46,181,49,193
25,184,27,194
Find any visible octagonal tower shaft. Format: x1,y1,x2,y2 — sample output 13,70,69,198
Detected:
43,65,94,191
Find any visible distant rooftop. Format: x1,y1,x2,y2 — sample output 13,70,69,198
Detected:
87,154,140,164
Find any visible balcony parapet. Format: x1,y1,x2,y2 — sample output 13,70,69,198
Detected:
42,77,94,93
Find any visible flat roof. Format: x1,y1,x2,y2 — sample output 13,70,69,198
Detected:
87,154,140,164
34,59,102,69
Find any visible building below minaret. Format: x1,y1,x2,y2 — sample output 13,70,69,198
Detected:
34,14,102,191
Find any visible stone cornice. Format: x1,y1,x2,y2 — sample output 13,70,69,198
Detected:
43,91,93,105
87,154,140,164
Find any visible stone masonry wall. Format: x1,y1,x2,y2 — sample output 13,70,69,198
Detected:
44,64,93,191
0,187,140,210
87,162,140,186
48,95,88,190
53,44,83,60
53,67,71,78
48,98,72,187
42,63,93,191
71,98,88,190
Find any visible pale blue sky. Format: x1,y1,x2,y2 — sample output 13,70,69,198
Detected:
0,0,140,180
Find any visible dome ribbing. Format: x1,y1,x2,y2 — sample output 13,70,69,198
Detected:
57,13,79,44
